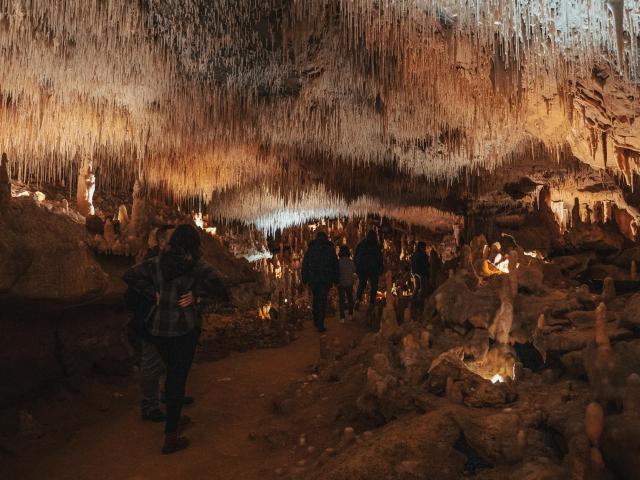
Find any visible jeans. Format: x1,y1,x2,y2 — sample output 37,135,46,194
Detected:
338,286,354,319
311,284,331,330
140,339,165,415
357,273,379,306
151,328,200,434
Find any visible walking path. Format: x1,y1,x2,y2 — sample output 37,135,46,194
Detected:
4,316,365,480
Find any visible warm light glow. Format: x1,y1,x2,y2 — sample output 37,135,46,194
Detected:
194,212,205,229
494,254,510,274
491,374,504,384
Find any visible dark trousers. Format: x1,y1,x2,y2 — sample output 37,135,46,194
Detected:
357,273,379,306
140,339,165,414
151,328,200,434
311,283,331,330
338,286,354,319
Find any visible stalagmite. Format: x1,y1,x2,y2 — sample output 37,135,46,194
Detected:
585,402,606,469
595,303,610,349
129,180,149,246
118,205,130,236
76,160,96,218
103,219,117,252
488,294,514,345
0,153,11,206
602,277,616,302
571,198,581,228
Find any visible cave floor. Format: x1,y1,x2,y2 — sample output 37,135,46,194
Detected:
3,315,367,480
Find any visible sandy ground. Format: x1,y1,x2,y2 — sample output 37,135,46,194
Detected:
3,316,366,480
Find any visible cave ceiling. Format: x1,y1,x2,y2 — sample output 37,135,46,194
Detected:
1,0,639,225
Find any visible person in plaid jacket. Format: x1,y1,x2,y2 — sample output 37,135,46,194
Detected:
124,224,229,454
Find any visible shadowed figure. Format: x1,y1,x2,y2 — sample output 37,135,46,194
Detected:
124,224,229,454
354,230,384,309
301,231,339,332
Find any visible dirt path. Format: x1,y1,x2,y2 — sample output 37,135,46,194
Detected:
5,316,366,480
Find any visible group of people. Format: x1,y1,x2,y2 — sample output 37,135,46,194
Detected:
123,224,432,455
123,224,229,455
301,229,385,332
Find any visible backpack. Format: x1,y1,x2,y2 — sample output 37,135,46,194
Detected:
124,286,156,339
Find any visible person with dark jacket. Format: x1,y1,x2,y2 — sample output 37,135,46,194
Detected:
337,245,356,323
354,230,384,309
301,231,339,332
123,224,229,454
411,241,431,296
124,225,179,423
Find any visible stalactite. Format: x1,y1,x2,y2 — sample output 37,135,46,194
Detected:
0,0,635,204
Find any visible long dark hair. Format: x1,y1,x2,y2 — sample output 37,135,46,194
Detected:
160,224,202,280
169,224,202,261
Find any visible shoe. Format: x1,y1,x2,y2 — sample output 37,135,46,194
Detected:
161,433,190,455
340,317,345,324
142,408,165,422
317,327,327,333
354,302,360,312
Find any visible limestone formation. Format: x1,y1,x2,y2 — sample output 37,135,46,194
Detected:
602,277,616,303
595,303,610,349
76,159,96,218
488,295,514,345
0,153,11,206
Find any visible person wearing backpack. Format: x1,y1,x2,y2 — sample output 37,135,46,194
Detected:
124,225,177,423
123,224,229,454
301,230,339,333
354,230,384,310
337,245,356,323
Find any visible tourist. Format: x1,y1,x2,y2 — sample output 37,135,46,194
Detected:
123,224,229,454
337,245,356,323
301,230,339,333
411,241,431,296
124,224,179,423
354,230,384,309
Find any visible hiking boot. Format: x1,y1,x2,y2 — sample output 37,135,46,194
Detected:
141,408,165,422
339,317,345,324
161,433,190,455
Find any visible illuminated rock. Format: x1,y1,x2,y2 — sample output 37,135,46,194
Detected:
76,160,95,218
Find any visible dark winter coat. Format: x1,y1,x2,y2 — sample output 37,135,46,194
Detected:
354,237,384,277
302,236,339,287
411,249,430,278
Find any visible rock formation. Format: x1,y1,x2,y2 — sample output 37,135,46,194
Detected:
76,159,95,218
0,152,10,206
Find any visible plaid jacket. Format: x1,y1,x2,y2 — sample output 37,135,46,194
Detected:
123,257,228,337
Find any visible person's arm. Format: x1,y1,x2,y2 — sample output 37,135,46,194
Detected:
122,261,155,300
